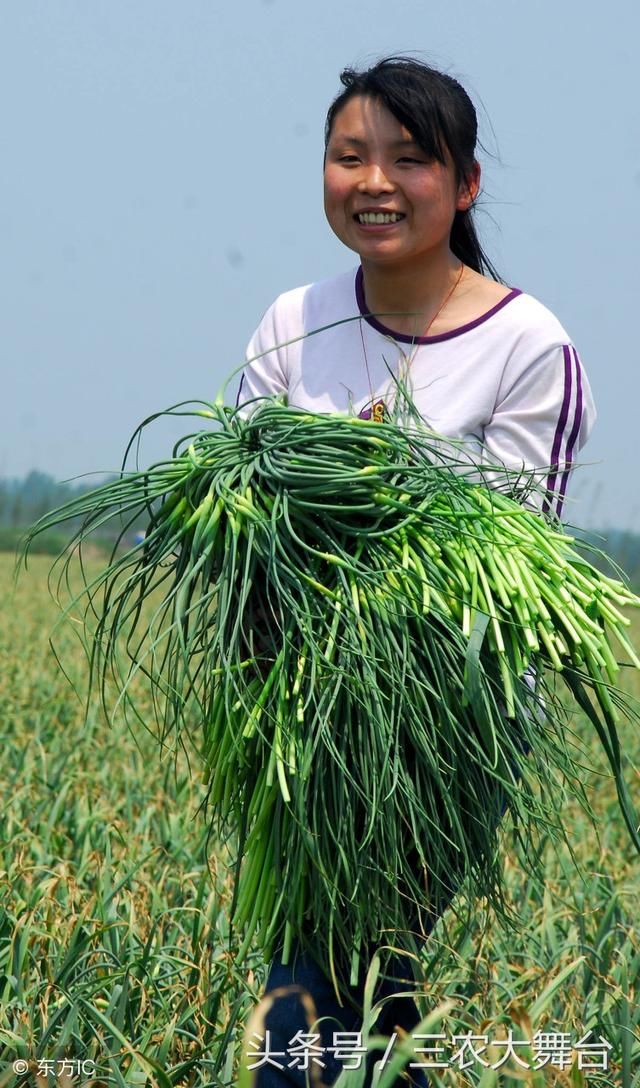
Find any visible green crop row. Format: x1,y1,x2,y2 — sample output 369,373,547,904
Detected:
1,555,638,1087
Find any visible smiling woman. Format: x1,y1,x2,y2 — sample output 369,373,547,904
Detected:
323,97,478,304
236,55,596,1088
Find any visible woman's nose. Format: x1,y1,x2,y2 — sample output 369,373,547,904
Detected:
358,164,395,195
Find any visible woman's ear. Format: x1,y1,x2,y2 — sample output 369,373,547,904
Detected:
456,160,481,211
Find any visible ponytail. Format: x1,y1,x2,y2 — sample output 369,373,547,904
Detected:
450,210,503,281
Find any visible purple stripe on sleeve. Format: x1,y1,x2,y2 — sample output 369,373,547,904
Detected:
542,345,573,516
555,347,584,515
235,372,245,408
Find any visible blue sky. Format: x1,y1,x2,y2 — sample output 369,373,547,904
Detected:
2,1,639,528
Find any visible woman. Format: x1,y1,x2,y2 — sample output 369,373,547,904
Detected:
237,56,596,1087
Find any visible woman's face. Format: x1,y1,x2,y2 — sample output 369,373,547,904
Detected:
323,95,478,271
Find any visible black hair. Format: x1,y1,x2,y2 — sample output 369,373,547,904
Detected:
324,56,502,281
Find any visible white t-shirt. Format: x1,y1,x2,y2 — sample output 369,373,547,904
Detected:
237,266,596,518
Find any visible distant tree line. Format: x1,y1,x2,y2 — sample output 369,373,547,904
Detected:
0,470,147,556
2,471,640,588
575,527,640,591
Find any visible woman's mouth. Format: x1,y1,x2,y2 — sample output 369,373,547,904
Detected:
355,211,405,225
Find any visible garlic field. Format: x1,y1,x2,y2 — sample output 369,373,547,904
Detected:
1,555,639,1087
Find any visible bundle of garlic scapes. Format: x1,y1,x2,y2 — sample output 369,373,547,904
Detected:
22,393,640,996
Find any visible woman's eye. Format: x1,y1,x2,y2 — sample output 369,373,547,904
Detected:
397,156,425,164
339,155,360,163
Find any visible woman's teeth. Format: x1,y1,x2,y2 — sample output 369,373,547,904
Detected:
357,212,404,224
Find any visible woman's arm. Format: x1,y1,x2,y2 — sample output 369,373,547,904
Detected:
481,342,596,518
236,297,290,413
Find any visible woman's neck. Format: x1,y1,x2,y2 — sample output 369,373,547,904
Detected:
360,253,464,337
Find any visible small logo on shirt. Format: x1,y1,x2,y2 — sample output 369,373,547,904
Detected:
358,398,387,424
